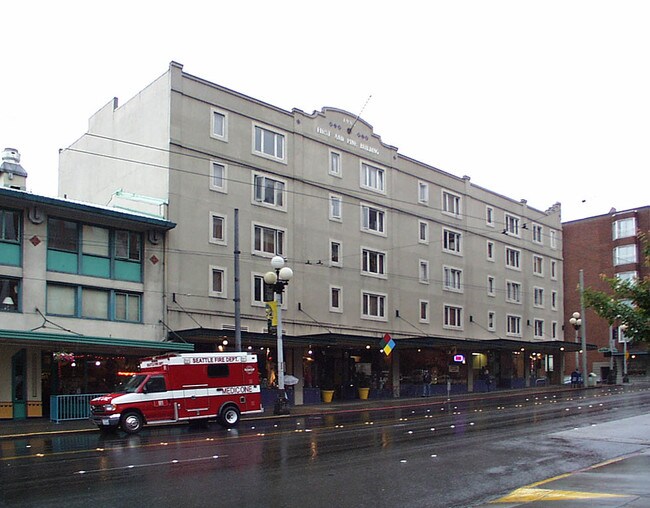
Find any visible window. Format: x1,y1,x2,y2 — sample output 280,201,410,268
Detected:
443,228,462,254
209,266,226,297
507,315,522,337
252,274,265,306
617,271,638,283
486,206,494,227
532,224,543,244
534,319,544,338
145,376,167,393
254,174,285,209
549,230,557,249
487,241,495,261
534,287,544,307
210,162,227,192
419,300,429,323
115,292,141,322
47,285,76,316
82,225,109,257
361,248,386,277
329,194,342,221
360,162,385,193
442,190,461,217
115,231,141,262
0,277,19,312
362,291,386,320
443,305,463,329
533,255,544,276
48,218,78,252
418,220,429,244
82,288,109,319
443,266,462,292
0,208,20,267
419,260,429,284
253,224,285,256
551,290,558,310
329,150,342,177
211,108,228,141
613,217,636,240
330,240,342,267
487,276,495,296
418,182,429,204
504,213,520,236
330,286,342,312
208,364,229,378
613,245,637,265
550,260,557,280
361,204,385,234
487,311,496,331
551,321,558,339
506,281,521,303
505,247,521,269
210,213,226,245
253,124,285,161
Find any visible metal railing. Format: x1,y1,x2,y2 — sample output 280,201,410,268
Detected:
50,394,107,422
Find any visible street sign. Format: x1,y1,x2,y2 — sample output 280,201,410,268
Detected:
597,347,610,353
380,333,395,356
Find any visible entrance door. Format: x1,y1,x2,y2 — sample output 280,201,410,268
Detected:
12,349,27,420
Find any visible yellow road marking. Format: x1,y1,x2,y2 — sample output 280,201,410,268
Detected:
493,487,631,503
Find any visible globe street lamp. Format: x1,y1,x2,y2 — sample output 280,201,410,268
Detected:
569,312,582,371
263,256,293,414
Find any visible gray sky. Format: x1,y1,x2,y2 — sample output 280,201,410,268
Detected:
3,0,648,222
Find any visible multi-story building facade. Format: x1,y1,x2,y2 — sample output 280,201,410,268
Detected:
58,62,575,403
0,148,191,420
563,206,650,382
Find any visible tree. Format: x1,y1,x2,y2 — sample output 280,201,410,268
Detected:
583,234,650,343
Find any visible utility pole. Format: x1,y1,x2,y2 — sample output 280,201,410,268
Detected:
234,209,241,352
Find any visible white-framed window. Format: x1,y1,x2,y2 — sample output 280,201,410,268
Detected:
613,217,636,240
506,314,522,337
209,212,226,245
533,255,544,276
419,300,429,323
330,286,342,312
361,248,386,277
534,319,544,338
487,275,496,297
506,280,522,304
418,181,429,204
253,123,286,162
505,247,521,270
487,241,495,261
487,311,496,331
362,291,386,320
253,223,285,257
551,321,558,339
551,290,558,310
209,265,227,298
253,173,286,210
532,223,543,244
443,266,463,292
617,271,638,282
442,190,461,218
330,240,342,267
443,304,463,329
329,150,342,177
504,213,520,236
329,194,343,221
443,228,462,255
534,287,545,308
550,260,557,280
361,204,385,234
549,229,557,249
210,161,227,193
360,161,385,193
418,220,429,244
211,108,228,141
486,206,494,227
613,245,637,265
252,273,266,307
419,260,429,284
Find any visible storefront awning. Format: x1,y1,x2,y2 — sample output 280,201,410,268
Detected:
0,329,194,355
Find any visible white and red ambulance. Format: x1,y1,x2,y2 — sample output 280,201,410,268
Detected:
90,352,263,434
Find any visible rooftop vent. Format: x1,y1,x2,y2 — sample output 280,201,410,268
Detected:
0,147,28,190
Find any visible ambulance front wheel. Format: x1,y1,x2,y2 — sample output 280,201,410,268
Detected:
219,406,240,427
120,411,144,434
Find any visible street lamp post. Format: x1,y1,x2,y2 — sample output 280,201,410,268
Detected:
264,255,293,415
621,324,629,383
569,312,582,371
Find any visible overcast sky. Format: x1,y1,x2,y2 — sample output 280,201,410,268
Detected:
2,1,648,222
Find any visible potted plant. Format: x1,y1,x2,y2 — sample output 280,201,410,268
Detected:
357,374,370,400
321,378,335,403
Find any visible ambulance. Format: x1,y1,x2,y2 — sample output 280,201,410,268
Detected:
90,352,263,434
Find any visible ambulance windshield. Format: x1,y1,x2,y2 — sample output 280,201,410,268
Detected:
116,374,147,393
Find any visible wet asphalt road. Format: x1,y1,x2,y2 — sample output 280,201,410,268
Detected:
1,385,649,508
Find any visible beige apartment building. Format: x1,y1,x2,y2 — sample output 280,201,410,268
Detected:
58,62,576,404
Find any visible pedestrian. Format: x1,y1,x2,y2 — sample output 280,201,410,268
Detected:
570,369,580,388
422,369,432,397
483,368,492,392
